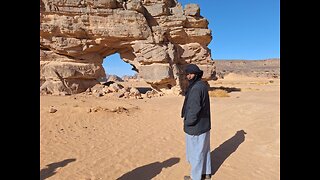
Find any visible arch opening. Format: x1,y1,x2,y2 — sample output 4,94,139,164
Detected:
99,52,154,95
99,53,138,83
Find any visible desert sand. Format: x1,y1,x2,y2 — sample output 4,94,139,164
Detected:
40,73,280,180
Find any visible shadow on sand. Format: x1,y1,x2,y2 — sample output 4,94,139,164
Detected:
211,130,247,175
209,86,241,93
117,157,180,180
136,87,153,94
40,158,76,180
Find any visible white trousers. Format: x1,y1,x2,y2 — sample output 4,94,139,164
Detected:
186,131,211,180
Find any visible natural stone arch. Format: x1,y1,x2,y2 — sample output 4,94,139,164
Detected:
40,0,216,95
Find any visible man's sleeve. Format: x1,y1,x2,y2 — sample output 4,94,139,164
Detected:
184,87,202,126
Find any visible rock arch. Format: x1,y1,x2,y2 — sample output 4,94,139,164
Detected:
40,0,216,95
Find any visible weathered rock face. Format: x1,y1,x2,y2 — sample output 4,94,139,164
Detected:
40,0,216,95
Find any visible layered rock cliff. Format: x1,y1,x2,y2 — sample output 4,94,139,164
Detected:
40,0,216,95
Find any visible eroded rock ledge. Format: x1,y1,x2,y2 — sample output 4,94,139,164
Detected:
40,0,216,95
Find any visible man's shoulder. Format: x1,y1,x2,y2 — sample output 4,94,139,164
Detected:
191,81,207,90
195,80,207,87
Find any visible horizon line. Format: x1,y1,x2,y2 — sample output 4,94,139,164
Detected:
213,57,280,61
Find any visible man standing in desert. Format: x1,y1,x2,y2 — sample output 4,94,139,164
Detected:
181,64,212,180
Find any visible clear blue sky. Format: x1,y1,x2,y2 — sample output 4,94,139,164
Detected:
103,0,280,77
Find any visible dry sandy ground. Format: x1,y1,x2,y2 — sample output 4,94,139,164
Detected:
40,74,280,180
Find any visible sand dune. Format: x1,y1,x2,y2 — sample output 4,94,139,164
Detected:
40,74,280,180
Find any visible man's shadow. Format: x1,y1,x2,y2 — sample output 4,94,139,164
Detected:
211,130,247,175
117,157,180,180
40,158,76,180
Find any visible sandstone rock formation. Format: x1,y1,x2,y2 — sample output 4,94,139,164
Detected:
40,0,216,95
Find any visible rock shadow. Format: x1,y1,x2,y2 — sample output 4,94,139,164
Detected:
136,87,153,94
40,158,76,180
117,157,180,180
211,130,246,175
209,86,241,93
